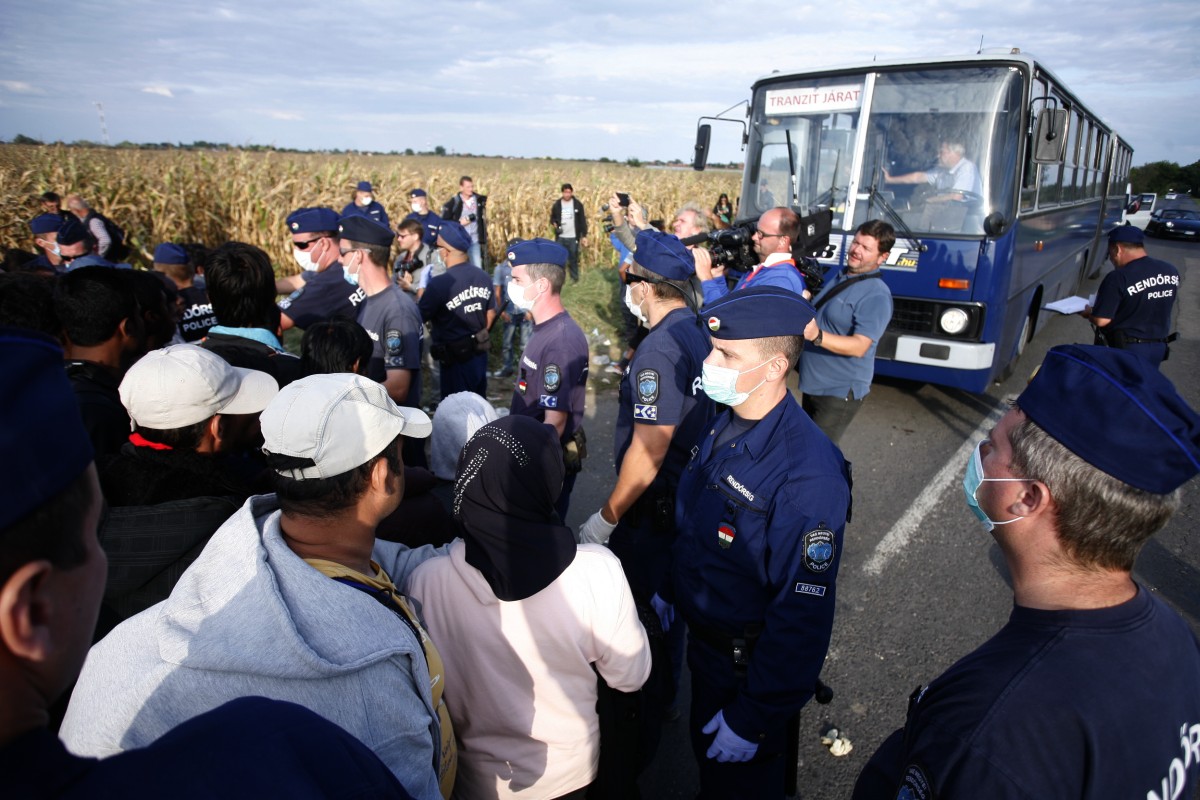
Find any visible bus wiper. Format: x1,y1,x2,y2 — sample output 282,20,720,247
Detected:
785,129,798,207
865,173,926,252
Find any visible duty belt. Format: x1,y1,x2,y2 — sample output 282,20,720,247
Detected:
1125,333,1178,345
688,618,763,678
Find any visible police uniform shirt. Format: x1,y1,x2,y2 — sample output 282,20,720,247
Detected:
1092,254,1179,341
855,587,1200,799
613,307,714,487
670,393,851,740
357,285,424,409
341,200,390,228
800,269,893,399
510,310,589,440
278,264,367,330
177,285,217,342
418,264,496,346
405,211,444,248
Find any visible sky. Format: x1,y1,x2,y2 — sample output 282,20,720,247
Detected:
2,1,1198,167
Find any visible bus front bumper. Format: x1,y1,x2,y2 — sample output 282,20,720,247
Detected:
878,333,996,371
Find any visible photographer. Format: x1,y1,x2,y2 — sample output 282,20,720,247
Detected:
440,176,488,268
392,219,432,298
695,206,809,303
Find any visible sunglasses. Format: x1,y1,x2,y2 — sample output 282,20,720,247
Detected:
294,236,329,251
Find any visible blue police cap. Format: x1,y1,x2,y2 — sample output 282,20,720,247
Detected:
57,216,88,246
632,229,695,281
438,220,472,254
153,242,188,265
286,207,340,235
701,285,816,340
356,181,374,192
30,213,61,235
0,328,94,529
1018,345,1200,493
1108,224,1145,245
507,238,568,268
337,214,394,247
410,188,427,198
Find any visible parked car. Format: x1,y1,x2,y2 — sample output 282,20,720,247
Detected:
1145,208,1200,240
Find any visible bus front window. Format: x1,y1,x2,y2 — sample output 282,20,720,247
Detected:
743,79,865,225
854,66,1023,236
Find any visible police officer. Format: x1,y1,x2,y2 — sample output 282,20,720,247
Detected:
505,238,589,519
662,285,851,799
418,220,497,398
277,207,366,330
151,242,216,342
854,345,1200,797
1081,224,1179,365
405,188,443,249
342,180,389,227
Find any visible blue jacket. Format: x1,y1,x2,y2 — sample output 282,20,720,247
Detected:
669,394,851,740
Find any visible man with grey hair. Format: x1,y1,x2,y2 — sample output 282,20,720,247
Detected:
883,139,981,201
64,193,118,259
61,373,457,798
855,345,1200,798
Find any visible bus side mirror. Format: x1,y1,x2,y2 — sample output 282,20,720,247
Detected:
693,124,712,171
983,212,1009,237
1031,109,1067,163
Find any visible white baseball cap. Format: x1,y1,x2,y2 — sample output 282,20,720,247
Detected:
261,373,432,480
119,344,279,429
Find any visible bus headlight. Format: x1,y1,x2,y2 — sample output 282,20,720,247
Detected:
939,307,970,335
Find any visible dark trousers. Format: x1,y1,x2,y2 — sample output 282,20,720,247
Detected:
555,470,578,522
687,637,788,799
440,352,488,399
558,236,580,282
802,390,865,445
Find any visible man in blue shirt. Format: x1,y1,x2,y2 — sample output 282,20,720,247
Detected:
1082,224,1179,366
855,345,1200,799
505,238,589,519
276,206,366,331
800,219,894,444
662,286,851,799
694,207,809,304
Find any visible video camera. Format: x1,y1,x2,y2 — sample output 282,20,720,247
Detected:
681,209,834,295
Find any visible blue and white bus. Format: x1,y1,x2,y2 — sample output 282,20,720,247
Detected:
694,49,1133,392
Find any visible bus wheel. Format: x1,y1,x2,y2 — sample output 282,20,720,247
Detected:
997,307,1035,382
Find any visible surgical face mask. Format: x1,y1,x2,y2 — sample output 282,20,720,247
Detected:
358,194,373,206
343,253,361,286
701,358,772,407
624,283,648,325
411,202,422,213
293,247,319,272
508,280,539,311
962,440,1028,532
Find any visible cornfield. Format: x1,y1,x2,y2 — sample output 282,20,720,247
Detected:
0,145,741,274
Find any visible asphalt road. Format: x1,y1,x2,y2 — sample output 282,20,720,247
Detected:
559,227,1200,799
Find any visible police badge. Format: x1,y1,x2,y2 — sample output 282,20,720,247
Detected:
544,364,561,393
636,369,659,404
802,527,836,573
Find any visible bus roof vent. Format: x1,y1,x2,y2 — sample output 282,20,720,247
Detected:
979,46,1022,55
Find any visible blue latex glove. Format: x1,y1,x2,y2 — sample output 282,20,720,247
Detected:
702,710,758,762
651,593,674,633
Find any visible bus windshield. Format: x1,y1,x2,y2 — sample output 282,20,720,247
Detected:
745,65,1024,237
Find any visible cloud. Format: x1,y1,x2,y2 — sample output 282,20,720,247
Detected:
265,111,302,121
142,86,174,98
0,80,42,95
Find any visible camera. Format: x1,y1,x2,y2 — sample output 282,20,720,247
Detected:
602,214,616,234
467,213,477,222
699,214,830,295
616,192,631,208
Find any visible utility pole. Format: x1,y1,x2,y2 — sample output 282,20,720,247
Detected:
94,101,110,146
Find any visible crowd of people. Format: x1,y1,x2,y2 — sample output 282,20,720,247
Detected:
1,175,1198,800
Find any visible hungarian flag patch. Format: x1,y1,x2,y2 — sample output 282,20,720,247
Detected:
717,523,735,549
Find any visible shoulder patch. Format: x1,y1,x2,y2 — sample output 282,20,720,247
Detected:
633,403,657,421
802,527,836,573
636,369,659,404
543,363,561,393
540,394,559,408
385,328,403,356
897,763,934,800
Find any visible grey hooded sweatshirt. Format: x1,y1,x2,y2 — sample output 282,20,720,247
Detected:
61,494,446,800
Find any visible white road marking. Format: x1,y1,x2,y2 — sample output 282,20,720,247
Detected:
862,398,1012,576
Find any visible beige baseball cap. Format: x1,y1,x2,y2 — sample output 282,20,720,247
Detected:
119,344,279,429
261,373,432,480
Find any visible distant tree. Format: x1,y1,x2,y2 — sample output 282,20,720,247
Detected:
404,148,415,156
626,157,642,168
12,133,43,145
434,145,446,156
